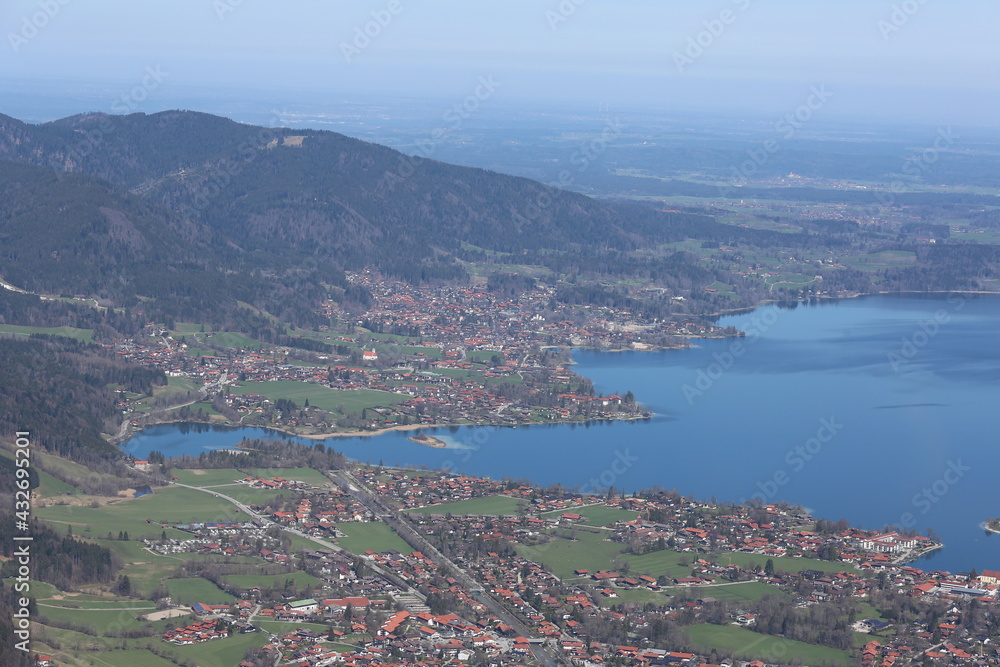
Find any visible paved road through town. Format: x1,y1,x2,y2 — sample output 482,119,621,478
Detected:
327,469,569,667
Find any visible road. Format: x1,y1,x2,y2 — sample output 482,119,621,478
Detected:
114,373,229,445
171,482,419,597
327,469,568,666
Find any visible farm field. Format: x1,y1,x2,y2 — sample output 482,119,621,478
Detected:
0,447,78,497
35,485,258,540
169,632,270,667
0,323,93,341
255,620,331,634
723,552,859,575
617,549,697,580
170,468,249,487
27,448,125,492
75,649,181,667
30,642,181,667
35,605,179,635
232,380,406,414
517,530,626,579
406,495,525,516
166,577,236,605
337,522,411,555
846,249,917,269
686,624,851,667
244,467,331,487
286,531,332,552
222,570,321,592
668,581,789,604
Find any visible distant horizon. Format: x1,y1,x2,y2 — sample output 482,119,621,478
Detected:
3,1,999,127
4,76,1000,140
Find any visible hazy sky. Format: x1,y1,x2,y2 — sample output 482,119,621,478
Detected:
2,0,998,125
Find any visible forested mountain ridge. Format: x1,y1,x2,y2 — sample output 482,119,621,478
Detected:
1,109,997,323
0,110,719,284
0,159,339,326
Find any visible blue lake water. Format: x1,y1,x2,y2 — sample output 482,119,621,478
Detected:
123,294,1000,573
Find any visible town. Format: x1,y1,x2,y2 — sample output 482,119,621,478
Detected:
108,273,741,439
77,457,999,667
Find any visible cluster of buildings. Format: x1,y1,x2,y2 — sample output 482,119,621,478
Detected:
339,272,723,354
161,618,231,645
132,458,1000,666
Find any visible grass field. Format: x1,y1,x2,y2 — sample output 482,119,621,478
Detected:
517,530,626,579
670,582,788,604
36,485,261,541
30,641,182,667
854,602,891,623
233,380,406,414
287,531,333,552
255,620,331,634
614,549,695,580
223,570,321,592
166,577,236,605
764,273,818,290
35,605,170,634
0,448,78,497
722,552,858,575
846,250,917,269
172,466,330,488
686,624,851,667
244,467,331,487
406,495,525,516
74,649,181,667
0,323,93,341
169,631,270,667
33,467,80,497
600,588,671,605
543,505,639,527
338,522,411,555
26,448,125,492
171,468,247,486
209,331,266,350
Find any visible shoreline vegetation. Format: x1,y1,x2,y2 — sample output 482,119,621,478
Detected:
112,411,655,446
408,434,448,449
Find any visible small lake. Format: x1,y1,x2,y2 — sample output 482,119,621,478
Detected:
123,294,1000,573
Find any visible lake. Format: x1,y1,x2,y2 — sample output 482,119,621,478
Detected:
123,294,1000,573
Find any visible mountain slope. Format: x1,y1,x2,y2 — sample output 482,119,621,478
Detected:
0,160,331,324
0,111,717,280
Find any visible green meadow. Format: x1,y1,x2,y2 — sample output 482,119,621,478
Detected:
686,624,851,667
337,522,411,555
406,495,525,516
233,380,405,414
